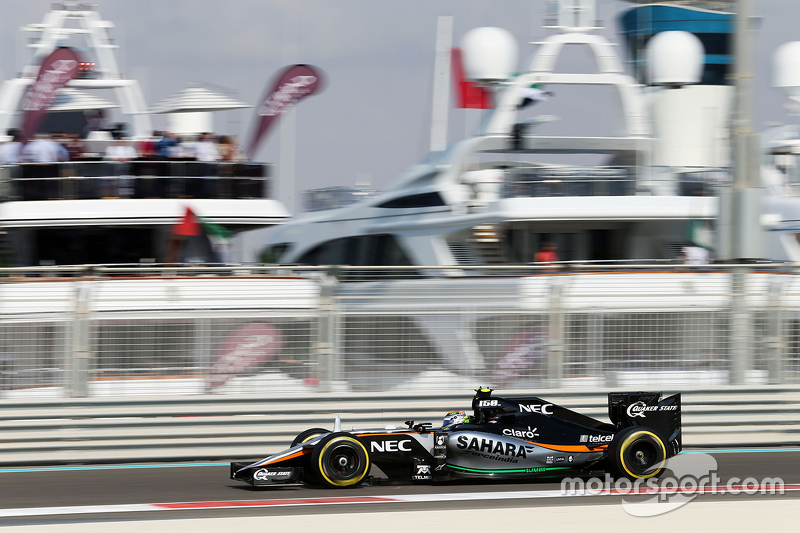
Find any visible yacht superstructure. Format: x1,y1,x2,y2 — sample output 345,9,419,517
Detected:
0,3,290,266
262,0,800,267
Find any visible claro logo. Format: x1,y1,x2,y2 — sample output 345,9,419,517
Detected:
502,427,539,439
370,440,412,452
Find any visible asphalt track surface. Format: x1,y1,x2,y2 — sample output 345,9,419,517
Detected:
2,449,800,525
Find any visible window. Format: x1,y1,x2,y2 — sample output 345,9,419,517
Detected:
378,192,445,209
259,243,292,264
297,234,414,267
296,234,418,279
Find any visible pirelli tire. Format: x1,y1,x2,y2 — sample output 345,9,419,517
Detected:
291,428,329,447
310,432,370,488
608,426,667,480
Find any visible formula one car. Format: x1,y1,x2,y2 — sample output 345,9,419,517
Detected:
230,388,681,488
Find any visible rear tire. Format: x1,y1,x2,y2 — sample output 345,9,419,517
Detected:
291,427,329,447
608,426,666,480
310,432,370,488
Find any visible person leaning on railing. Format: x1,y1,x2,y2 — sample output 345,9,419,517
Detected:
0,130,23,164
104,138,138,198
218,135,247,162
195,133,221,163
533,241,559,273
21,133,68,163
64,134,84,160
155,131,178,158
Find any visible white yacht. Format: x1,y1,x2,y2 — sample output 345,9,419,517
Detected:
261,0,800,268
0,3,290,266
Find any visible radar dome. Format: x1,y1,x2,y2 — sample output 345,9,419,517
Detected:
774,42,800,98
461,27,518,85
646,31,704,87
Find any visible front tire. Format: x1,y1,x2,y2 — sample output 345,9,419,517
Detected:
310,432,370,488
291,427,329,447
608,426,667,480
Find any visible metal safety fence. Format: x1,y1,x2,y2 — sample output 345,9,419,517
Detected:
0,264,799,399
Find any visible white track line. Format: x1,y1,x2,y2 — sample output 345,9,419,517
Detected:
2,485,800,519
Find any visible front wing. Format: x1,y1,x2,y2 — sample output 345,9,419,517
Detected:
230,461,304,486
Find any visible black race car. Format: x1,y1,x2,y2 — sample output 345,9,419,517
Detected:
230,388,681,488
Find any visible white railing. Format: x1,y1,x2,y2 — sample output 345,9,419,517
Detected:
0,264,798,398
1,386,798,465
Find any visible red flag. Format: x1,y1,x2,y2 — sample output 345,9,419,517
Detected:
20,47,81,143
173,207,202,236
451,48,493,109
167,207,222,264
246,64,324,160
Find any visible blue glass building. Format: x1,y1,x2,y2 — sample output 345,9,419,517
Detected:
618,3,734,85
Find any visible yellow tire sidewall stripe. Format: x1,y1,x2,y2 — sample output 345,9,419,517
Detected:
318,436,370,487
619,430,666,479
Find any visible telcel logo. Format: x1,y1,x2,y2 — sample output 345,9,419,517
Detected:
370,440,412,452
579,434,613,444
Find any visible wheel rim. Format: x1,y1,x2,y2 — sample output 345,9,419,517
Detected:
328,444,360,478
627,440,657,471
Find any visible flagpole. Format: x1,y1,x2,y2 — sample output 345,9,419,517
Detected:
718,0,762,261
430,16,453,153
280,14,299,215
280,106,297,214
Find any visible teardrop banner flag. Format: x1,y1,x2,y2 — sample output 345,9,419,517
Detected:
20,47,82,143
246,64,324,160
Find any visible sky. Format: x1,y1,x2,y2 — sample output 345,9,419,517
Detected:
1,0,799,216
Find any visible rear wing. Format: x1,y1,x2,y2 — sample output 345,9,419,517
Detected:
608,391,682,456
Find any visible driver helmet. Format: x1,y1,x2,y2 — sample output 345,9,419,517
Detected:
443,410,469,428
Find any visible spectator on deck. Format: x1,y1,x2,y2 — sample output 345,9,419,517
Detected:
170,135,194,159
681,242,710,265
1,130,24,164
534,241,559,272
105,137,137,162
156,131,178,158
195,133,220,162
22,133,68,163
104,138,138,197
139,131,160,159
218,135,246,162
64,134,84,160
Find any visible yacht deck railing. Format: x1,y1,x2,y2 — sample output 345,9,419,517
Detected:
0,161,271,201
501,166,731,199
